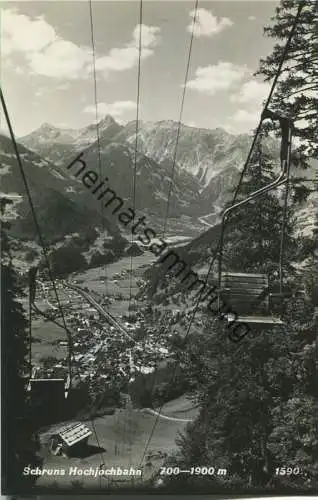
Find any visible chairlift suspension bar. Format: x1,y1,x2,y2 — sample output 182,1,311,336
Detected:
217,112,294,294
29,279,32,377
31,303,74,352
230,1,305,206
277,115,293,294
28,267,73,386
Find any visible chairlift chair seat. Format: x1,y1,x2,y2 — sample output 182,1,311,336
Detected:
220,272,284,326
28,377,70,400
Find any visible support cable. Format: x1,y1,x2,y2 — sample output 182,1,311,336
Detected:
128,0,143,319
0,87,73,389
162,0,199,235
87,2,114,483
137,0,305,468
88,0,109,305
0,86,107,488
139,0,199,443
126,1,143,467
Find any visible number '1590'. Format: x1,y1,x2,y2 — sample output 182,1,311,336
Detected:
275,467,300,476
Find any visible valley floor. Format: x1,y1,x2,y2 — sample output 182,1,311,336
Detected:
29,248,202,491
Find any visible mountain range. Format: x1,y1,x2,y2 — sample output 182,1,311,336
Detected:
19,116,283,218
1,115,316,273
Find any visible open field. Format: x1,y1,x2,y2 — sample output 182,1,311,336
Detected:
20,298,68,362
31,318,68,362
73,253,156,319
37,405,190,489
75,254,155,290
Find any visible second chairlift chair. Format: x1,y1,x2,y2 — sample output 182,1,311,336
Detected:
217,109,293,328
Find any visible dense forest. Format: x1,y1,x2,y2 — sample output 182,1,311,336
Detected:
1,201,41,493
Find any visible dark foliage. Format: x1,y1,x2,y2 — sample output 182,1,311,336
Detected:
256,0,318,160
1,219,41,493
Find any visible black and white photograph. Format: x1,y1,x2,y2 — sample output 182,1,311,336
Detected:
1,0,318,495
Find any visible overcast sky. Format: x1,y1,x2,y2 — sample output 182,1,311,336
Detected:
1,1,278,137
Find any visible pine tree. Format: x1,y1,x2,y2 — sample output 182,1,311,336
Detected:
256,0,318,159
1,206,40,492
267,290,318,488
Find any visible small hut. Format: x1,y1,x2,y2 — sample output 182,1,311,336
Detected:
48,422,92,457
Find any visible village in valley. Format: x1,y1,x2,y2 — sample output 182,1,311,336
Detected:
31,259,196,386
24,253,202,490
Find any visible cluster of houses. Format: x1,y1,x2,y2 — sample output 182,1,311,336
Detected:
35,278,175,389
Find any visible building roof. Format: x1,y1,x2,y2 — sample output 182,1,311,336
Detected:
55,422,92,447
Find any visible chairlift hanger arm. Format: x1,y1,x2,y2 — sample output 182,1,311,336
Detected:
261,109,293,165
217,110,293,289
222,174,287,225
29,268,74,347
222,110,293,224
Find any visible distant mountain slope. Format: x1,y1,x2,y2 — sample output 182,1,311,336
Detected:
114,121,246,185
0,133,126,262
21,117,282,217
72,138,203,217
115,120,281,182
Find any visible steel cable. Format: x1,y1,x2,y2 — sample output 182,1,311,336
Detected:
137,0,306,468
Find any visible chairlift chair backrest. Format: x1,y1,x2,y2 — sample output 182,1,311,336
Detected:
221,272,269,314
220,272,284,326
28,378,69,401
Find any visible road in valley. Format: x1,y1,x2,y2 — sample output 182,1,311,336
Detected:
64,282,198,421
65,282,135,342
142,407,194,423
64,282,136,375
198,208,222,228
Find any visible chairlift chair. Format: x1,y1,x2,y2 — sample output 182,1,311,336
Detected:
220,272,284,327
28,267,72,401
217,109,293,328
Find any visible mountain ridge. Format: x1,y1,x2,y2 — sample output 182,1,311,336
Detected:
19,117,266,218
18,115,317,237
